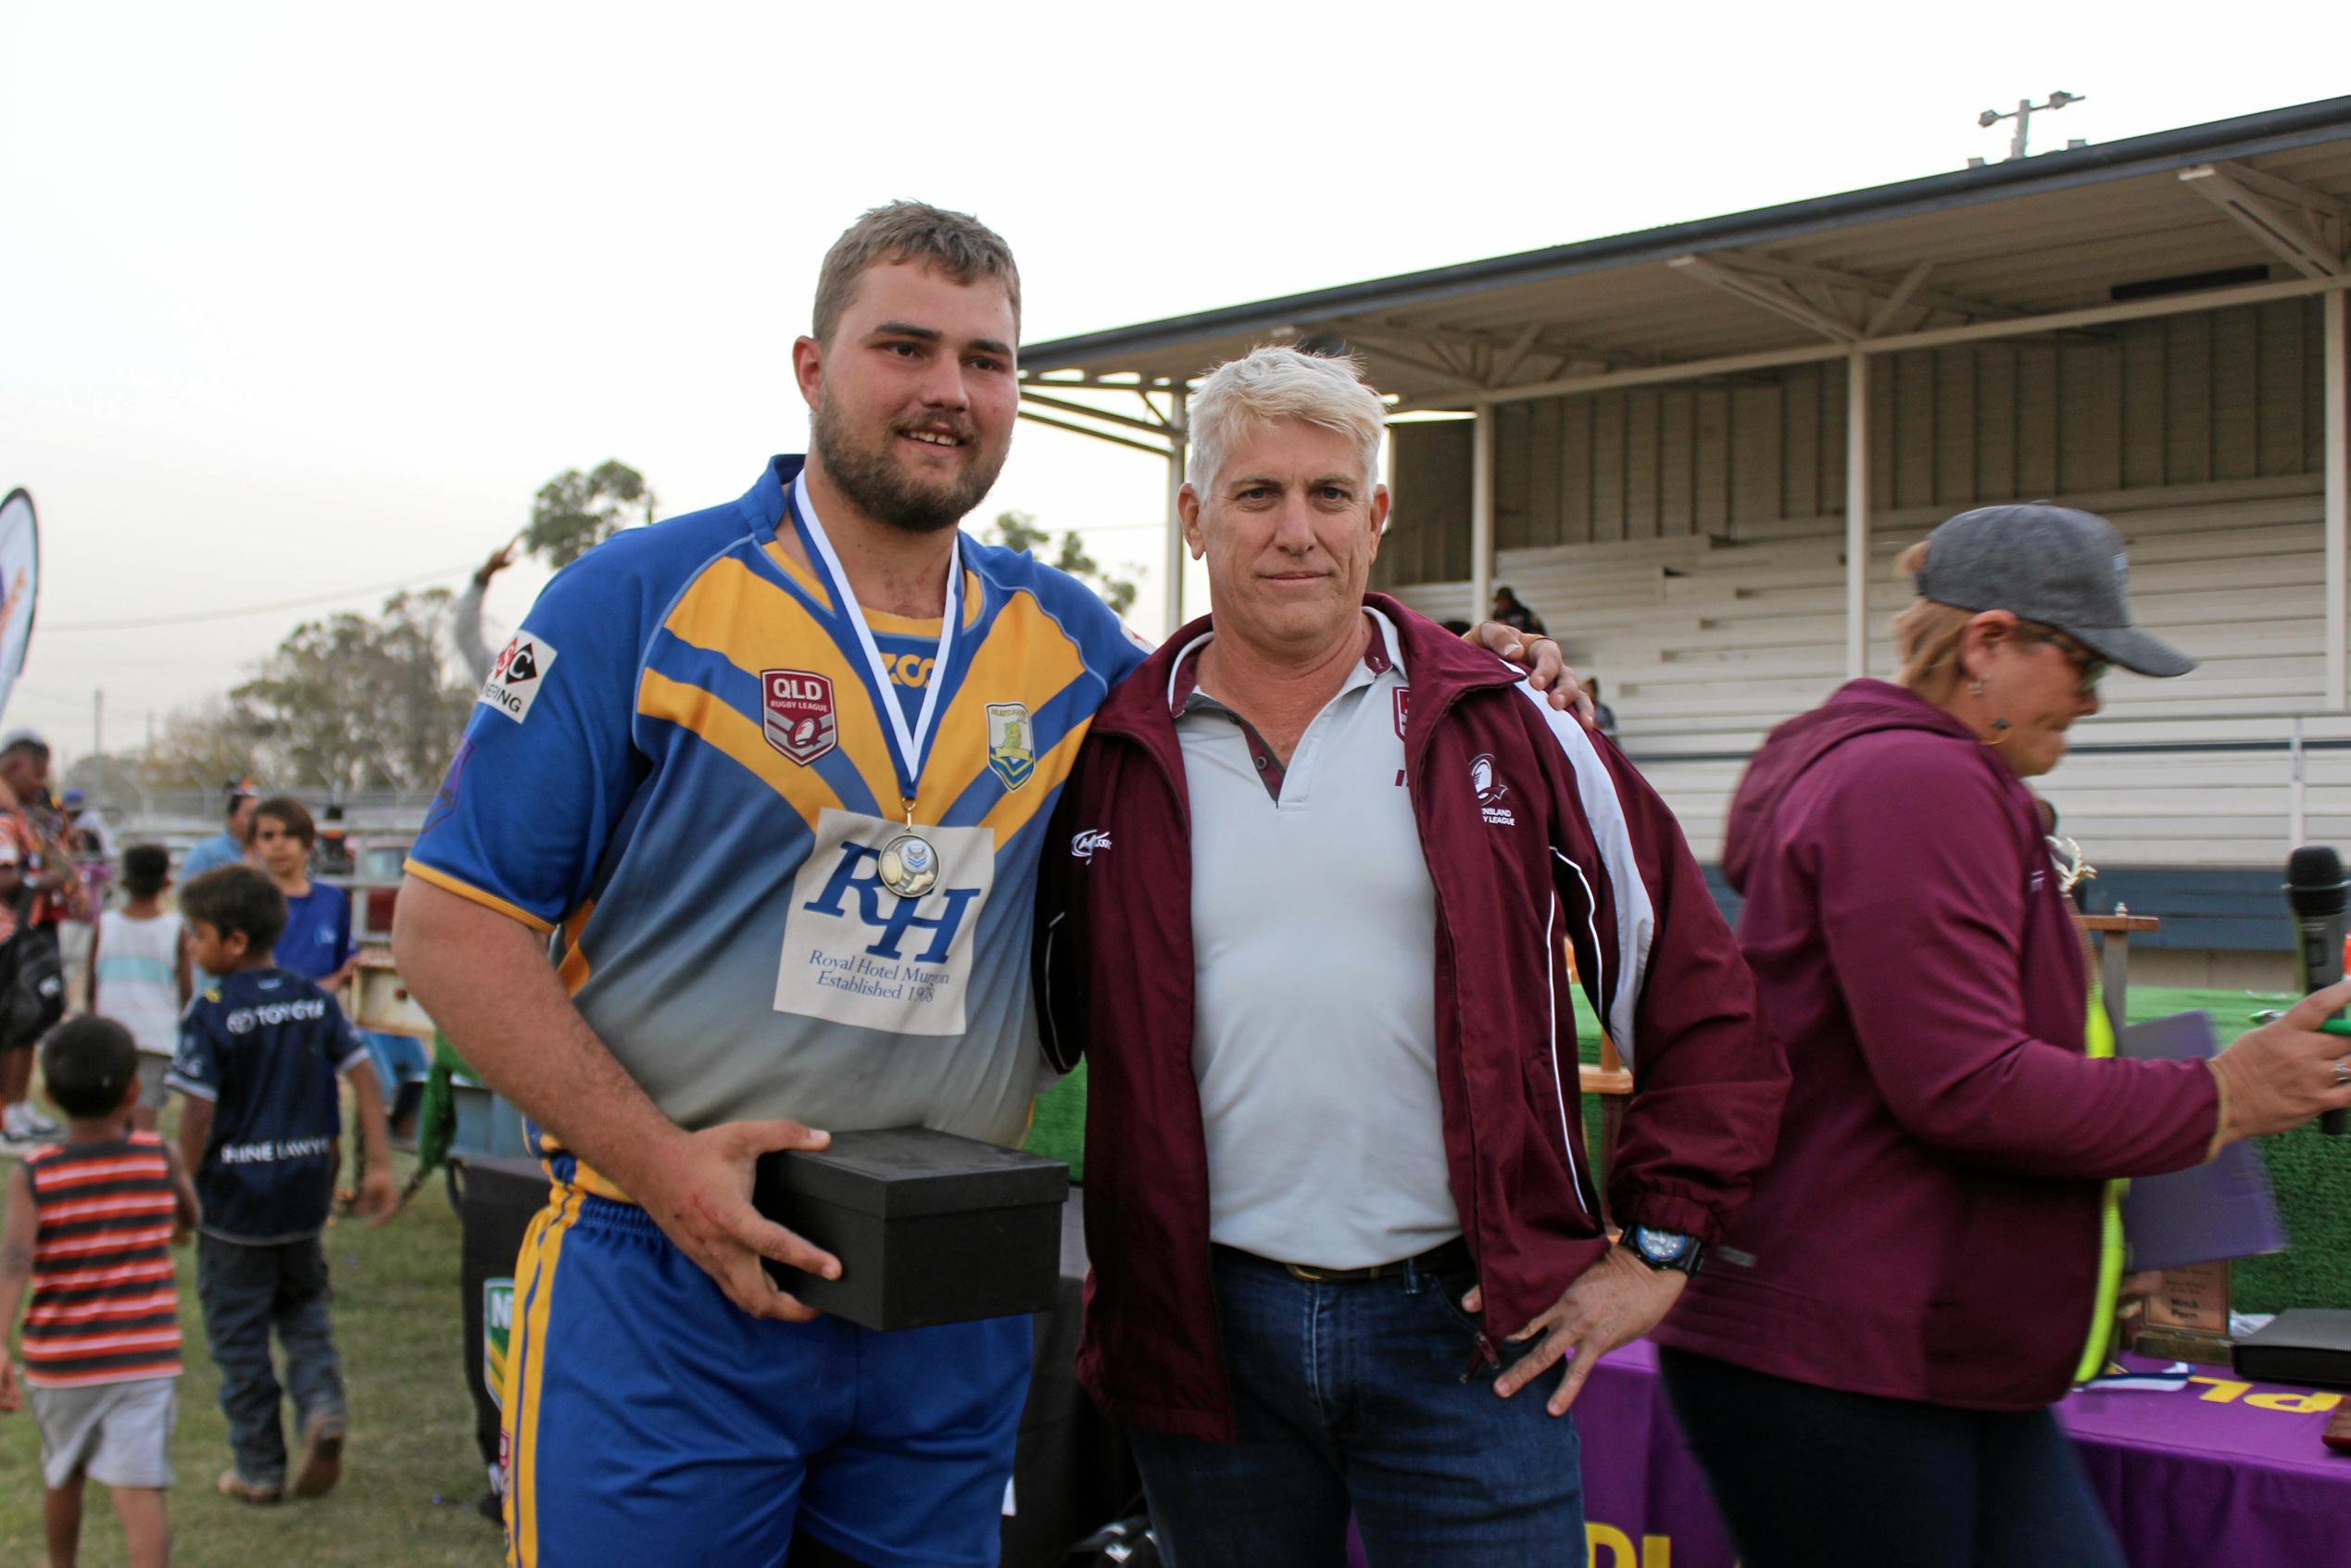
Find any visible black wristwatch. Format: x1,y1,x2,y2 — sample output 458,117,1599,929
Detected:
1623,1224,1705,1278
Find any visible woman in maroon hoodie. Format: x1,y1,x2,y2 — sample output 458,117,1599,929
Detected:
1653,502,2351,1568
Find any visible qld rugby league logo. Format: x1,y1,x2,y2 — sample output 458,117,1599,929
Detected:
761,670,838,765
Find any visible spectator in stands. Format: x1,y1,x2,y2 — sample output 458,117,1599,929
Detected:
1037,347,1786,1566
182,781,260,879
452,538,519,687
0,734,90,1151
1490,583,1546,635
1653,503,2351,1568
251,798,358,992
1586,677,1618,739
88,846,192,1134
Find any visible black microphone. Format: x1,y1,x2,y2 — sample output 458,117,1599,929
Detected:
2285,846,2351,1135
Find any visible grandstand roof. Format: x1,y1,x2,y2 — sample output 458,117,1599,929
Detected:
1018,95,2351,412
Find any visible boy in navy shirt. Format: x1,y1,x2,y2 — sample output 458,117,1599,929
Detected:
166,866,397,1505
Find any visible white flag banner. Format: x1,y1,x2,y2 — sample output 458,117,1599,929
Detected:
0,491,40,725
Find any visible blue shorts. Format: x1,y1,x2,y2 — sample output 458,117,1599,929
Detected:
500,1181,1031,1568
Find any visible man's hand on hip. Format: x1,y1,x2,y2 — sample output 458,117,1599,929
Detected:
1467,1245,1686,1416
631,1119,845,1323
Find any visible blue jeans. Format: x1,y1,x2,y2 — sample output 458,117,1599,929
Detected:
195,1234,345,1489
1125,1245,1584,1568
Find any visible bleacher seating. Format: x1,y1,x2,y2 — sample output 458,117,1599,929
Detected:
1390,477,2348,870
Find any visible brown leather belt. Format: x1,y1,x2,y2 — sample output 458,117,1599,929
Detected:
1241,1236,1474,1285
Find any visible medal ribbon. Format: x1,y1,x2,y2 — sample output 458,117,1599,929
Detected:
792,472,959,820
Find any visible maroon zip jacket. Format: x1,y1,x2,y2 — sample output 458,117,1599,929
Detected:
1653,679,2222,1411
1035,596,1788,1440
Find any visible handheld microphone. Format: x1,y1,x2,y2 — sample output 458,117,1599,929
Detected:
2285,845,2351,1135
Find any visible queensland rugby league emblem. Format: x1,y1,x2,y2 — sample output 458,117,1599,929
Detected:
761,670,837,765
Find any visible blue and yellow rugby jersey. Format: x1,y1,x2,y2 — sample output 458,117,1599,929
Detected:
406,456,1144,1151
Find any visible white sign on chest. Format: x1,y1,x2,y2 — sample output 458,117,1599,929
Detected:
773,808,996,1035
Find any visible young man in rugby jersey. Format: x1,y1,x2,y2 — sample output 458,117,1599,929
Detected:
1,1016,201,1568
393,201,1578,1568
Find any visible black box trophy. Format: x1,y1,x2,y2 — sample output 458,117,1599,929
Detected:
752,1127,1068,1332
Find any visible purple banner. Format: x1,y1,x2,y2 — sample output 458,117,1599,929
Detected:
1348,1341,2351,1567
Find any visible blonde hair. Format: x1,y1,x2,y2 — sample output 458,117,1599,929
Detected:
1186,346,1387,497
1891,541,1976,696
1892,538,2071,697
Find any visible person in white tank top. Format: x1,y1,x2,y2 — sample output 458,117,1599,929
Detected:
87,845,192,1132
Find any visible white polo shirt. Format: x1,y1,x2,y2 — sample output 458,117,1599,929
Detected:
1175,608,1460,1269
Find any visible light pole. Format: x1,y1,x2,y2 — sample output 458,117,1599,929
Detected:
1979,91,2085,161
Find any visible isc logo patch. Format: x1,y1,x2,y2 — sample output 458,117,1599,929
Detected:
480,633,558,723
761,670,837,765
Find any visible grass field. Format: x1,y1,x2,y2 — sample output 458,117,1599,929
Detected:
1,1134,507,1568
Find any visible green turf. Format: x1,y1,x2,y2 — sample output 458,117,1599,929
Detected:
2120,987,2351,1314
2,1128,505,1567
1022,1061,1087,1184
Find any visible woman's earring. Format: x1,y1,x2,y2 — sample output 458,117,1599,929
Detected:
1968,677,1988,697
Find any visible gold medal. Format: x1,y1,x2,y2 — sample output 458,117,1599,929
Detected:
877,830,940,898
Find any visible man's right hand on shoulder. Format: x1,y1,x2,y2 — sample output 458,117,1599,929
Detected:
631,1120,845,1323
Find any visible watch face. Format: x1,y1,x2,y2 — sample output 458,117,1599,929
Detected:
1634,1227,1689,1264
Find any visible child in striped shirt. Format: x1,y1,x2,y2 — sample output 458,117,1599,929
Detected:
0,1016,200,1568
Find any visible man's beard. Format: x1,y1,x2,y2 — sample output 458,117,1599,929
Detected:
810,397,1007,535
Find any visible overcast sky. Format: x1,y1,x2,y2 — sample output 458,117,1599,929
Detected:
2,3,2339,771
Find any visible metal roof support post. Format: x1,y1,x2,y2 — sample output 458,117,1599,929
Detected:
1845,352,1871,679
1471,399,1496,627
1163,387,1189,635
2327,289,2347,710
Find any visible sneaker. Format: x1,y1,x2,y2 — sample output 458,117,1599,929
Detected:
3,1104,59,1142
218,1469,282,1505
290,1410,346,1499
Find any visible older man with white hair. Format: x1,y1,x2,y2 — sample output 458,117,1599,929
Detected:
1036,346,1789,1566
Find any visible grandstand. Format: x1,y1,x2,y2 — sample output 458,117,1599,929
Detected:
1014,96,2351,987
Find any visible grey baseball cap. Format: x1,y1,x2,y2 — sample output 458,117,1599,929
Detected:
1914,503,2195,678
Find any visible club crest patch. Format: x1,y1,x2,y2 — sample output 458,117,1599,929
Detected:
986,702,1036,791
761,670,838,766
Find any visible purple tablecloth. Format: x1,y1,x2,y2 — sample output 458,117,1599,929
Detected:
1348,1340,2351,1566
